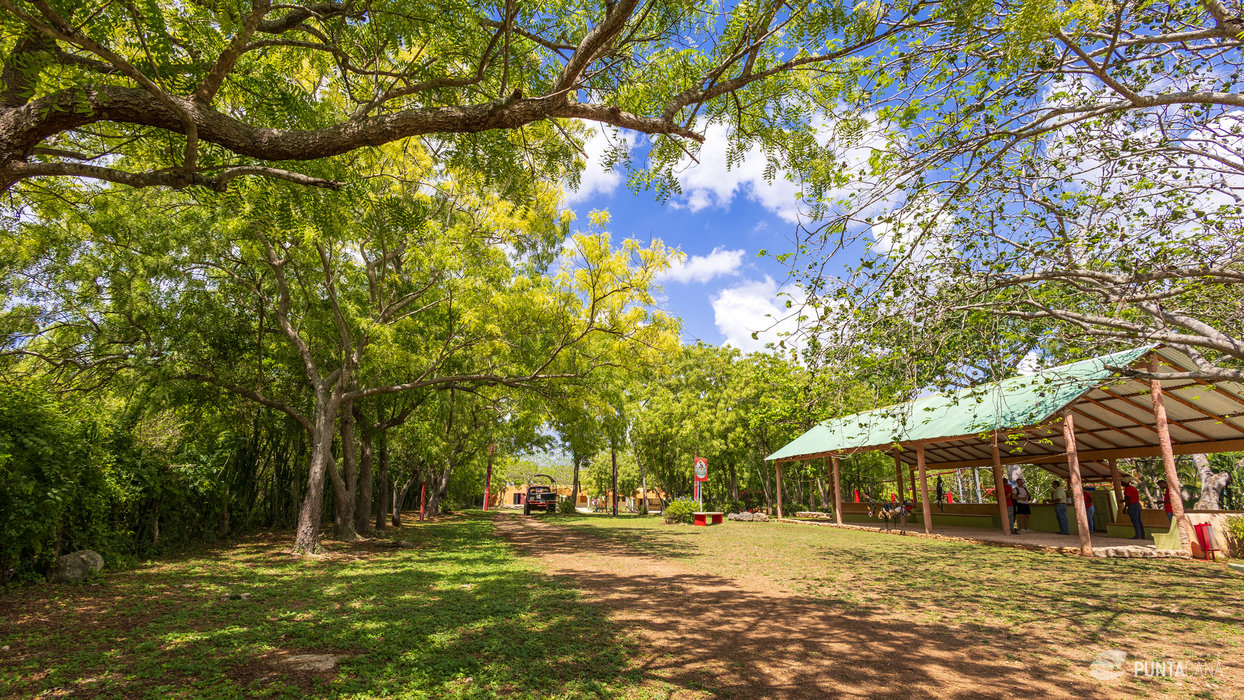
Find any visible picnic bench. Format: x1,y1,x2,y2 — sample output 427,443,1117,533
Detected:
693,511,724,526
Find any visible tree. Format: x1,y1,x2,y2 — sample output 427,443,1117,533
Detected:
5,165,680,552
0,0,934,196
787,0,1244,384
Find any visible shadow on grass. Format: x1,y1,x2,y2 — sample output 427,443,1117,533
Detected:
0,513,642,699
497,512,1244,697
494,513,1113,698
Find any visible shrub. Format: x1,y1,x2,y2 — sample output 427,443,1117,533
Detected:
0,386,121,584
662,497,698,525
557,498,576,515
1225,515,1244,558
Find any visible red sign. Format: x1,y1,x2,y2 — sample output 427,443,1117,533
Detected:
694,457,708,482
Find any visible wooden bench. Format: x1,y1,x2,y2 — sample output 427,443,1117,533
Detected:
693,511,724,526
930,512,994,528
1151,518,1181,551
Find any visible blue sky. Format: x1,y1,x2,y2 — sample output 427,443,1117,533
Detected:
562,124,866,354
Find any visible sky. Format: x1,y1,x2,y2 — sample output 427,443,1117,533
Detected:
562,124,854,354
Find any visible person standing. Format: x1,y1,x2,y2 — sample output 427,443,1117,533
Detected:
1004,479,1017,534
1083,488,1096,533
1051,480,1070,535
1158,479,1174,522
1014,477,1032,532
1123,477,1145,540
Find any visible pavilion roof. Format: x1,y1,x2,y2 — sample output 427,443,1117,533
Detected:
767,346,1244,481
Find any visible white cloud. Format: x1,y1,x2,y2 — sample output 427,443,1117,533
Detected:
710,276,805,353
563,125,638,206
1016,349,1040,376
659,247,745,284
672,124,804,222
671,115,901,224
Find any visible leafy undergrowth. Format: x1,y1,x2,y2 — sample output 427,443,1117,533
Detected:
0,513,650,699
556,515,1244,697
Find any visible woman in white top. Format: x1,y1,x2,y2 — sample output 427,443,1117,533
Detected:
1014,477,1032,532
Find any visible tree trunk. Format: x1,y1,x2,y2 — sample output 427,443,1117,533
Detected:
1140,479,1160,509
392,472,415,527
425,462,452,518
354,416,374,534
220,485,230,537
570,449,581,511
973,467,982,503
375,431,389,531
293,392,339,554
760,459,772,512
1192,453,1229,510
331,400,360,541
639,456,648,516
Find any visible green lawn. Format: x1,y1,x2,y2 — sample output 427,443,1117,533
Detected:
552,514,1243,697
0,513,650,699
5,512,1240,698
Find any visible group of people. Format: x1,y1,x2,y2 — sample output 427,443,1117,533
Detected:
1003,474,1174,539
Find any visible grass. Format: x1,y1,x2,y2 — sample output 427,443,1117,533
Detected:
6,511,1241,698
0,513,651,699
550,513,1244,697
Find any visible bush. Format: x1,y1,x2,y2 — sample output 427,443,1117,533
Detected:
1226,516,1244,558
0,386,121,584
662,497,698,525
557,498,576,515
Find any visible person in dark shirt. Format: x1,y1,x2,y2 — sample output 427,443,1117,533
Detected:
1124,478,1145,540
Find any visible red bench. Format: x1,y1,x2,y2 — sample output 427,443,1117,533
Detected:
693,511,724,526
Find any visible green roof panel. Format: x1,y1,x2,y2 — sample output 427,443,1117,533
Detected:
766,346,1152,461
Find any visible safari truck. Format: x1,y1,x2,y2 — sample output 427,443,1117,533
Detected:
523,474,558,515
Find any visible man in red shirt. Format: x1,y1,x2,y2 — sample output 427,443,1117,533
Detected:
1158,479,1174,522
1123,478,1145,540
1083,488,1096,533
1004,480,1017,534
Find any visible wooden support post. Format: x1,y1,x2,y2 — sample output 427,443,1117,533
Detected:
1149,360,1194,554
776,462,784,520
894,455,905,503
830,455,842,525
1110,459,1123,521
910,466,918,502
918,445,933,534
989,433,1011,535
1064,414,1093,556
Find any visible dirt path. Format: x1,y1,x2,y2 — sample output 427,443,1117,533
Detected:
494,514,1121,699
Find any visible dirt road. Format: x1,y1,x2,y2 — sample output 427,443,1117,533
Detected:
493,514,1118,699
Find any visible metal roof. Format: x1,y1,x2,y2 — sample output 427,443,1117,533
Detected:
767,346,1244,480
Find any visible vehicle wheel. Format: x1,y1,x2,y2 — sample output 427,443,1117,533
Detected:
548,505,555,513
523,504,530,515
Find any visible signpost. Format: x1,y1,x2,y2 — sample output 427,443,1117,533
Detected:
694,456,708,507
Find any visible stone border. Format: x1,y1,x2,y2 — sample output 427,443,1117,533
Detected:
776,518,1192,559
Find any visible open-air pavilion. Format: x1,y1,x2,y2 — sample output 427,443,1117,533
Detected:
766,346,1244,556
